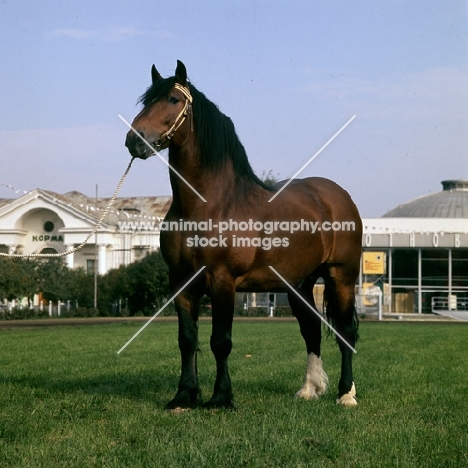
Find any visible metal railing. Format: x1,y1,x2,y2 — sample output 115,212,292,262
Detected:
431,296,468,313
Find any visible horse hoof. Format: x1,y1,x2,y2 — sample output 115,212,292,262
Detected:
204,394,235,409
336,382,357,406
295,375,328,399
166,398,194,410
296,354,328,400
295,388,320,400
166,388,200,410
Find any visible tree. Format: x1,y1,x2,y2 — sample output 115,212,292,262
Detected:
0,257,37,301
97,264,129,316
97,250,171,316
36,258,68,302
0,250,172,317
124,250,171,315
261,169,281,187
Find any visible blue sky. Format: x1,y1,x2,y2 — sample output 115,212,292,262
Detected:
0,0,467,216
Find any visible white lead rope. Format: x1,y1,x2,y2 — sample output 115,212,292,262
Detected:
0,158,136,259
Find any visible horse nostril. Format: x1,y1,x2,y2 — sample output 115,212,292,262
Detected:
125,130,144,149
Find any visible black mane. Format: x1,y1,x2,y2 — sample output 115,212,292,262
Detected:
139,77,273,190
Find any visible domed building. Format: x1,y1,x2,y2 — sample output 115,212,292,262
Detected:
361,180,468,315
383,180,468,218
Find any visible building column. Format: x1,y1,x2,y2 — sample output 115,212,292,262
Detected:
388,248,393,314
7,245,17,255
98,244,107,275
64,245,74,269
448,249,456,310
417,248,422,314
448,248,452,298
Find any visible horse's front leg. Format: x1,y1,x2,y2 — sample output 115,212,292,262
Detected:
205,278,235,409
167,289,202,409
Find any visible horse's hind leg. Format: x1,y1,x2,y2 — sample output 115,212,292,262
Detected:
288,276,328,400
323,264,359,406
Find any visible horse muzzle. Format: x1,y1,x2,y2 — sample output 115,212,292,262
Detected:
125,129,157,160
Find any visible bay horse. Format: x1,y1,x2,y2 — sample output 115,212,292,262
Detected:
125,60,362,408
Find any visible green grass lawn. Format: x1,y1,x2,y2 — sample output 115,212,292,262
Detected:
0,320,467,467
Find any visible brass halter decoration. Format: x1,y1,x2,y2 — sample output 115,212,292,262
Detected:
154,83,193,150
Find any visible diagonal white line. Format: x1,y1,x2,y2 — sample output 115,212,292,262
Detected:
118,114,207,203
268,266,357,354
117,266,206,354
268,115,356,202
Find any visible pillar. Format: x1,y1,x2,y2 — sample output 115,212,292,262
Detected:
98,244,107,275
417,248,422,314
64,245,74,269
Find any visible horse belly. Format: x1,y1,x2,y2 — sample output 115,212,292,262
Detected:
234,242,324,292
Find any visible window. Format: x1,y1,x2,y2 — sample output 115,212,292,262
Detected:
392,249,418,286
40,248,58,254
452,249,468,288
87,259,96,274
43,221,55,233
421,249,448,287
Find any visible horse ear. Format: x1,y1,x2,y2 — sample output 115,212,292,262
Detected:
175,60,187,86
151,65,162,83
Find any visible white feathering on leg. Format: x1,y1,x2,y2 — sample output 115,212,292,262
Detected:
336,382,357,406
296,353,328,400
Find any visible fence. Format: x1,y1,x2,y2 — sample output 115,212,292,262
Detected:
431,296,468,313
3,290,386,320
0,299,93,319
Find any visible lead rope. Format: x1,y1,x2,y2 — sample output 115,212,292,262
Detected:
0,157,136,259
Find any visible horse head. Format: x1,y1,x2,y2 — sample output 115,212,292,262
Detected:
125,60,192,159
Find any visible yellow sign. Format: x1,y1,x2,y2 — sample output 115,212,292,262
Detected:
363,252,386,275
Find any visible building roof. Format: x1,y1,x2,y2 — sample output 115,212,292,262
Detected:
0,190,172,226
383,180,468,219
59,191,172,224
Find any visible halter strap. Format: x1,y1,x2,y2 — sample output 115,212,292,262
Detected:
155,83,193,149
174,83,193,102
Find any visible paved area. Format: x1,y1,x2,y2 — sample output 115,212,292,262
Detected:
432,310,468,321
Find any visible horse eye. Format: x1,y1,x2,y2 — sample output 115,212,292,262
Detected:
168,96,180,104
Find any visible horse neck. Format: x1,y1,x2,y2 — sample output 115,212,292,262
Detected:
168,143,224,208
167,143,259,216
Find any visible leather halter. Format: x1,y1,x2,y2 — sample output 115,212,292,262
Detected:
155,83,193,149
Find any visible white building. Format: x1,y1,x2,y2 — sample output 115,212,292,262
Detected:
0,189,171,274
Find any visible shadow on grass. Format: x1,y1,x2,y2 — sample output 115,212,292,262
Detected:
0,370,180,408
0,367,339,410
